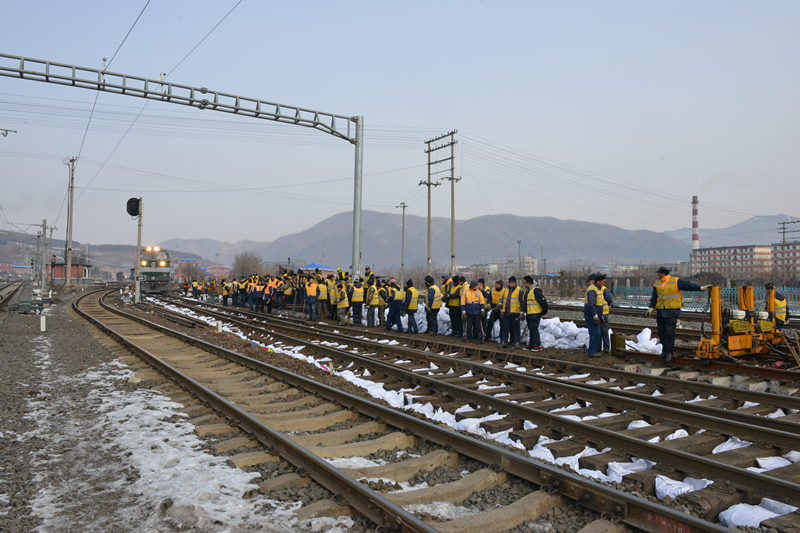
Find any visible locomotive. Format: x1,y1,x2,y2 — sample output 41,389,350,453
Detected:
139,246,172,293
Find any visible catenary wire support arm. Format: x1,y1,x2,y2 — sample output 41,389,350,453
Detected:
0,53,365,273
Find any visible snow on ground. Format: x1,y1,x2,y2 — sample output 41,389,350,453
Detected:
402,501,480,521
21,332,352,532
151,298,799,524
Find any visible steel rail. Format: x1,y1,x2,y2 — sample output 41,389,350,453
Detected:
75,291,435,533
0,281,23,307
166,298,800,418
103,292,731,532
152,298,800,506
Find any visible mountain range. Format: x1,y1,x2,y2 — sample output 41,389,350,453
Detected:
164,210,693,270
3,212,795,273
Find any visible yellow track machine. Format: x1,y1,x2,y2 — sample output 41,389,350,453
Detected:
696,286,796,362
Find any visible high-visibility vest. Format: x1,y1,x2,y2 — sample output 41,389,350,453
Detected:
317,282,328,300
351,285,364,303
306,282,318,297
367,286,380,305
222,283,230,296
500,286,522,314
586,284,604,311
447,283,462,307
336,288,349,308
524,285,543,314
428,285,443,309
461,288,485,313
406,287,419,310
654,276,681,310
775,297,788,321
602,289,610,315
491,288,504,305
378,287,388,305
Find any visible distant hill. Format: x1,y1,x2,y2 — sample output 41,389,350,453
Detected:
663,214,798,248
158,211,691,270
0,229,203,271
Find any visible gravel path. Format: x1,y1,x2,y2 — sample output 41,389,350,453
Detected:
0,290,353,532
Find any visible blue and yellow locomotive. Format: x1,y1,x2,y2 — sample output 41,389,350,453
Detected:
139,246,172,293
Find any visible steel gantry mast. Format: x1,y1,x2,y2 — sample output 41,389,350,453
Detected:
0,53,365,276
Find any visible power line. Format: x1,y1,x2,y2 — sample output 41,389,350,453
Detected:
75,0,244,203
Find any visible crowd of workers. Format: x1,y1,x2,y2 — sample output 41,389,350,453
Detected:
181,265,789,363
184,267,552,351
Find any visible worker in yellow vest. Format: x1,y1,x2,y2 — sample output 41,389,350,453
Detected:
486,280,504,341
403,279,420,333
522,275,548,351
350,278,365,325
461,280,486,343
366,280,380,327
305,278,318,321
446,275,464,337
766,283,789,331
385,281,404,331
645,266,707,362
424,276,442,334
221,279,230,306
316,276,328,320
498,276,524,348
335,282,349,325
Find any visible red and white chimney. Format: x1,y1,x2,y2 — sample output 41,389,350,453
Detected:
692,196,700,250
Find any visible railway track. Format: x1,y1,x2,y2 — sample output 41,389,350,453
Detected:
0,281,23,307
138,295,800,529
80,289,715,533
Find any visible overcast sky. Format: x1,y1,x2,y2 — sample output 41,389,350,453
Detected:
1,0,798,249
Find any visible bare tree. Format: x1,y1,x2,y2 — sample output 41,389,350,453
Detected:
231,251,264,278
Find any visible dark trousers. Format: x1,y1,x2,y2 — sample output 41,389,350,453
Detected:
448,306,463,336
465,313,482,341
306,296,317,321
427,308,439,334
386,304,403,331
776,319,785,332
318,300,328,320
657,314,679,356
486,309,500,339
248,292,255,311
222,295,229,306
367,305,378,327
406,309,418,333
500,314,521,344
585,312,601,354
600,314,610,352
378,305,386,326
232,292,238,306
255,293,264,312
526,313,542,347
351,302,363,324
337,307,348,324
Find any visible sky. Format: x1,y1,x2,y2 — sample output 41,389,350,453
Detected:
1,0,798,250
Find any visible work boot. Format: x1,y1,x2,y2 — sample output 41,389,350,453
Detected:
500,343,509,349
664,352,673,363
513,342,521,349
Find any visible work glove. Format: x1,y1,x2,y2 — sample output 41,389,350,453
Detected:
592,314,600,325
700,285,713,291
645,308,654,318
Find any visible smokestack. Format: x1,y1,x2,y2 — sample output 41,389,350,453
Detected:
692,195,700,250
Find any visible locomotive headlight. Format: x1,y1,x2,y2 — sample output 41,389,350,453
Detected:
140,260,147,266
154,246,160,252
145,246,152,252
159,260,166,267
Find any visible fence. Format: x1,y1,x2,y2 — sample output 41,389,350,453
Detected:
611,286,800,312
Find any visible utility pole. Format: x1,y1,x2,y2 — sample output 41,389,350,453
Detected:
540,245,544,277
397,202,408,287
419,155,441,277
47,225,55,286
425,130,458,274
40,219,47,290
778,220,800,285
135,198,143,304
517,240,522,277
64,157,76,293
